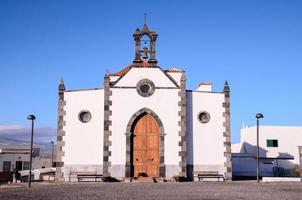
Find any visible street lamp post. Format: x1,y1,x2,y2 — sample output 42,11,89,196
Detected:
50,141,54,167
256,113,264,183
27,115,36,188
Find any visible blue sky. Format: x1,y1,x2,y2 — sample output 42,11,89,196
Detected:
0,0,301,143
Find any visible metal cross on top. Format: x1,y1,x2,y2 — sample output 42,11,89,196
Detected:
133,13,158,64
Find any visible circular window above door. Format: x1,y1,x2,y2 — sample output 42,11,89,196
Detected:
136,79,155,97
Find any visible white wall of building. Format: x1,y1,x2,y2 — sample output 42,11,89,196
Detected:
196,83,212,92
232,126,302,177
166,71,182,86
32,157,52,169
63,89,104,180
110,67,181,178
0,153,50,172
187,91,226,174
115,68,177,88
60,67,228,180
0,154,30,172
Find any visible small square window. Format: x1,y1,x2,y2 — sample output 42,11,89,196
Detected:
3,161,11,172
23,161,30,170
267,139,278,147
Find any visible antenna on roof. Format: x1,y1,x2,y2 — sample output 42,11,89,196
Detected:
144,12,147,24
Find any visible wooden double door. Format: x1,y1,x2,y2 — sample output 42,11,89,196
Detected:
133,113,160,177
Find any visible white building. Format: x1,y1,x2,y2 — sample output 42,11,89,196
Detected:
55,23,232,181
0,148,31,173
232,126,302,178
0,147,53,182
0,148,43,173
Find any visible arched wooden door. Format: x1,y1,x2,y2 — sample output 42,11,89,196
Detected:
133,113,160,177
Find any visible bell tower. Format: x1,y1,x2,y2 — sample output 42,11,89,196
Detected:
133,16,158,65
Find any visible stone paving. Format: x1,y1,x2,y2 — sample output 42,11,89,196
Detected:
0,181,302,200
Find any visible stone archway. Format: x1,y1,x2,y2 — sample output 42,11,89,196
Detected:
125,108,165,178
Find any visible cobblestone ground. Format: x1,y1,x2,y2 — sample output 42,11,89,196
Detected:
1,181,302,200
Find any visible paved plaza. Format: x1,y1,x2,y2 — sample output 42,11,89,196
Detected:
1,181,302,200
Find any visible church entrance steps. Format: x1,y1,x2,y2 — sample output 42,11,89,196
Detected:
132,176,155,183
153,177,165,183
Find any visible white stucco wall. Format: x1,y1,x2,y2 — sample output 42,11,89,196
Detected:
63,89,104,170
110,67,181,178
0,154,30,172
187,91,226,173
234,126,302,163
0,153,51,172
109,76,119,82
115,68,177,88
232,126,302,177
196,84,212,92
60,67,228,179
166,72,182,86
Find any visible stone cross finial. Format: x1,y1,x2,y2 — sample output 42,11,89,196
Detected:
224,80,230,93
59,78,65,91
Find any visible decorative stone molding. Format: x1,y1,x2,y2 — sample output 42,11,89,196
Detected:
56,79,66,181
136,79,155,97
223,81,232,180
133,23,158,64
125,108,165,178
103,74,113,177
178,73,187,177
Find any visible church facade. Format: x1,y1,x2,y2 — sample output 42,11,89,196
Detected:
55,23,232,181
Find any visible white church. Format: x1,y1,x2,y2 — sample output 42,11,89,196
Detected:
55,23,232,181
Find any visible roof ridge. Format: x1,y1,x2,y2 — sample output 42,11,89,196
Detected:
110,61,156,76
165,67,184,73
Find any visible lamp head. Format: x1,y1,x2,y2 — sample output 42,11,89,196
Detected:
27,115,36,120
256,113,264,119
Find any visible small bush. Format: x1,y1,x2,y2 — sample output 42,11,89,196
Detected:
292,167,302,177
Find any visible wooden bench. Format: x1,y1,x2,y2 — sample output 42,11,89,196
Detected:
194,171,225,182
69,171,103,182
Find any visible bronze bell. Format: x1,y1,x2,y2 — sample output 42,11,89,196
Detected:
142,47,149,59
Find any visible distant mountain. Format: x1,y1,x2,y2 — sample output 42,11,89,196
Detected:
0,136,56,157
0,125,56,143
0,136,51,146
0,136,29,147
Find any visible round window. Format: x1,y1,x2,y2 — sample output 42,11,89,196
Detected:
79,111,92,123
198,111,210,124
137,79,155,97
140,83,151,94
